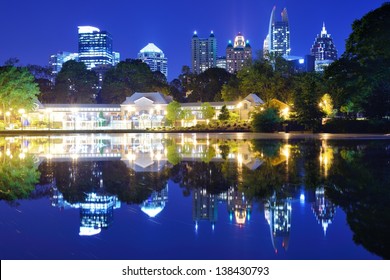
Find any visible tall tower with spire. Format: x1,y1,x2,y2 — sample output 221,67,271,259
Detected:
264,7,290,58
310,23,338,71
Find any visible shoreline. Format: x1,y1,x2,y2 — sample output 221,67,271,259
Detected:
0,128,389,140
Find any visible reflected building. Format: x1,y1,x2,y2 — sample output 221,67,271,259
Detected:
227,187,252,226
79,192,121,236
50,184,121,236
264,194,292,253
312,187,336,236
193,188,218,230
140,184,168,218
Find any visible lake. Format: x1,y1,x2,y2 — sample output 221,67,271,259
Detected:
0,132,389,260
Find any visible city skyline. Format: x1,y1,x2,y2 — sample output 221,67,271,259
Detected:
1,0,385,80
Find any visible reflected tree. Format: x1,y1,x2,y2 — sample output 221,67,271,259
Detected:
325,142,390,259
0,141,40,200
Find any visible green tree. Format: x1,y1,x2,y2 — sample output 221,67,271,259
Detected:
101,59,169,104
319,93,335,117
27,64,54,103
252,107,282,132
0,66,40,122
187,68,233,102
53,60,98,104
201,102,216,120
0,140,40,201
325,3,390,119
293,73,325,131
166,101,182,126
218,105,230,121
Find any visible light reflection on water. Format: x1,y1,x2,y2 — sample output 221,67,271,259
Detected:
0,133,389,260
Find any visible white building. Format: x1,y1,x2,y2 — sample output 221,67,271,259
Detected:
138,43,168,78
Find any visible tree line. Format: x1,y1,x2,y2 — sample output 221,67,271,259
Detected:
1,3,389,131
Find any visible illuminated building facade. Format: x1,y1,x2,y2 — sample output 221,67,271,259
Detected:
78,26,117,70
138,43,168,78
193,188,218,230
49,51,79,75
264,7,290,57
226,33,252,74
140,185,168,218
30,92,263,130
312,187,336,235
191,31,217,74
216,56,227,70
310,23,338,72
227,187,252,226
264,194,292,253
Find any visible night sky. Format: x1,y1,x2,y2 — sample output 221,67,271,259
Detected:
1,0,385,81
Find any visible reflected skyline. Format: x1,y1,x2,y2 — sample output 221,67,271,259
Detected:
0,133,389,259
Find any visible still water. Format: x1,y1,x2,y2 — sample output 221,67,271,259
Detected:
0,133,389,260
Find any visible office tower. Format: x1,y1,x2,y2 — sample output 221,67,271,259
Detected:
78,26,115,70
191,31,217,74
310,23,338,72
264,7,290,58
49,51,79,75
138,43,168,78
216,56,227,70
226,32,252,73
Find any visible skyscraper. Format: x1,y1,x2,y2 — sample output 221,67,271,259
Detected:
264,7,290,58
310,23,338,72
191,31,217,74
78,26,116,70
49,51,79,75
138,43,168,78
226,32,252,74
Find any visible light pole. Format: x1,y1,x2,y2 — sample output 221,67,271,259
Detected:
18,109,25,130
237,102,242,121
5,111,11,129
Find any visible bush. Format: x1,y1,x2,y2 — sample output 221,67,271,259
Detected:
322,119,390,133
252,108,282,132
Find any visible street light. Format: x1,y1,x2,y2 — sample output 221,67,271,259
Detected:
46,108,52,130
18,109,25,130
5,111,11,128
237,102,242,120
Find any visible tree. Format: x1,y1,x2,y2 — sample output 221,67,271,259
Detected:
319,93,335,117
0,66,40,122
325,3,390,119
101,59,169,104
252,107,282,132
27,64,54,103
166,101,182,126
201,102,215,120
53,60,98,104
293,73,325,131
186,68,233,102
218,105,230,121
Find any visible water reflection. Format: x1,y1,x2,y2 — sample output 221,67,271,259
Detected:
0,134,389,259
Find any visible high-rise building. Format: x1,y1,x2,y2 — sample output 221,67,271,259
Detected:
191,31,217,74
78,26,116,70
49,51,79,75
264,7,290,58
138,43,168,78
216,56,227,70
226,32,252,74
310,23,338,72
